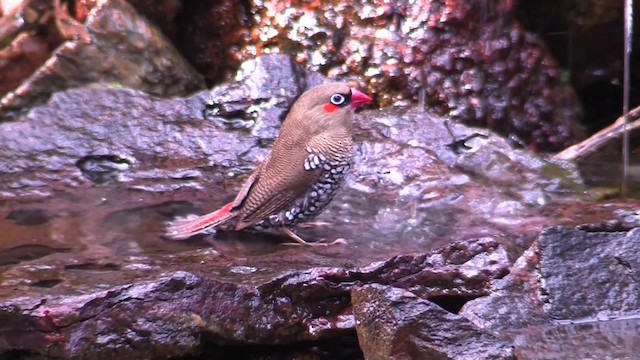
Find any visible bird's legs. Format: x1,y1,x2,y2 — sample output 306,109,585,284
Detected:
280,227,346,246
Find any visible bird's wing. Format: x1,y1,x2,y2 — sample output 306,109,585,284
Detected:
229,157,266,209
234,137,325,229
234,189,300,230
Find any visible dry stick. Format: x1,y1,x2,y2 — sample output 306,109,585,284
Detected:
554,104,640,162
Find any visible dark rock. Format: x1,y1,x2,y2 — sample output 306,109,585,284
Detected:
513,316,640,360
461,224,640,358
539,226,640,319
0,238,510,358
0,0,205,121
352,284,515,360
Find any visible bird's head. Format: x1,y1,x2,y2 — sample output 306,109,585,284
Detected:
284,82,373,136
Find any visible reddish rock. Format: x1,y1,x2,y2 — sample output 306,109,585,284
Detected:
0,0,205,121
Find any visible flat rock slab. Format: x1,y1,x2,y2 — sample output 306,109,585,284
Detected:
0,53,585,276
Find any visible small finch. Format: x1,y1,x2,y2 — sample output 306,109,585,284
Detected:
165,82,372,245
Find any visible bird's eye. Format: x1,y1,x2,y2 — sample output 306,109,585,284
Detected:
330,93,347,106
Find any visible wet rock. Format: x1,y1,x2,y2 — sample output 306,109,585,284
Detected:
352,284,514,360
245,0,583,151
0,52,626,358
0,238,509,358
0,53,586,262
0,0,205,121
539,226,640,319
513,316,640,360
461,224,640,358
460,240,551,332
0,54,317,199
68,0,584,150
76,154,134,184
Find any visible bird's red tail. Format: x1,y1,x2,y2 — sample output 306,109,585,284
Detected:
164,202,235,240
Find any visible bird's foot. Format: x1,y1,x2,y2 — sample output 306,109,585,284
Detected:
280,227,347,246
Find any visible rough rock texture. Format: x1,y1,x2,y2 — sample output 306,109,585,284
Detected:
460,240,551,332
245,0,584,151
0,239,510,358
352,284,514,360
0,0,205,121
461,223,640,359
540,226,640,319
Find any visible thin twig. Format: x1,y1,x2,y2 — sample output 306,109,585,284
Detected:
554,105,640,161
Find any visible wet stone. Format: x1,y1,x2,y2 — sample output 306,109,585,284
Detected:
0,52,633,358
0,0,205,121
352,284,515,360
460,223,640,358
0,239,512,358
242,0,584,151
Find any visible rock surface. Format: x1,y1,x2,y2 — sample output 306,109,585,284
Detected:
352,284,514,360
461,223,640,359
0,0,205,121
245,0,585,151
1,0,585,150
0,54,584,262
0,238,509,358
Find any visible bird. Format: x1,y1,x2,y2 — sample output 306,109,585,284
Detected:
164,82,373,245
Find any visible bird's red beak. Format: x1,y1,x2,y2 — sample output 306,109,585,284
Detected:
350,88,373,109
